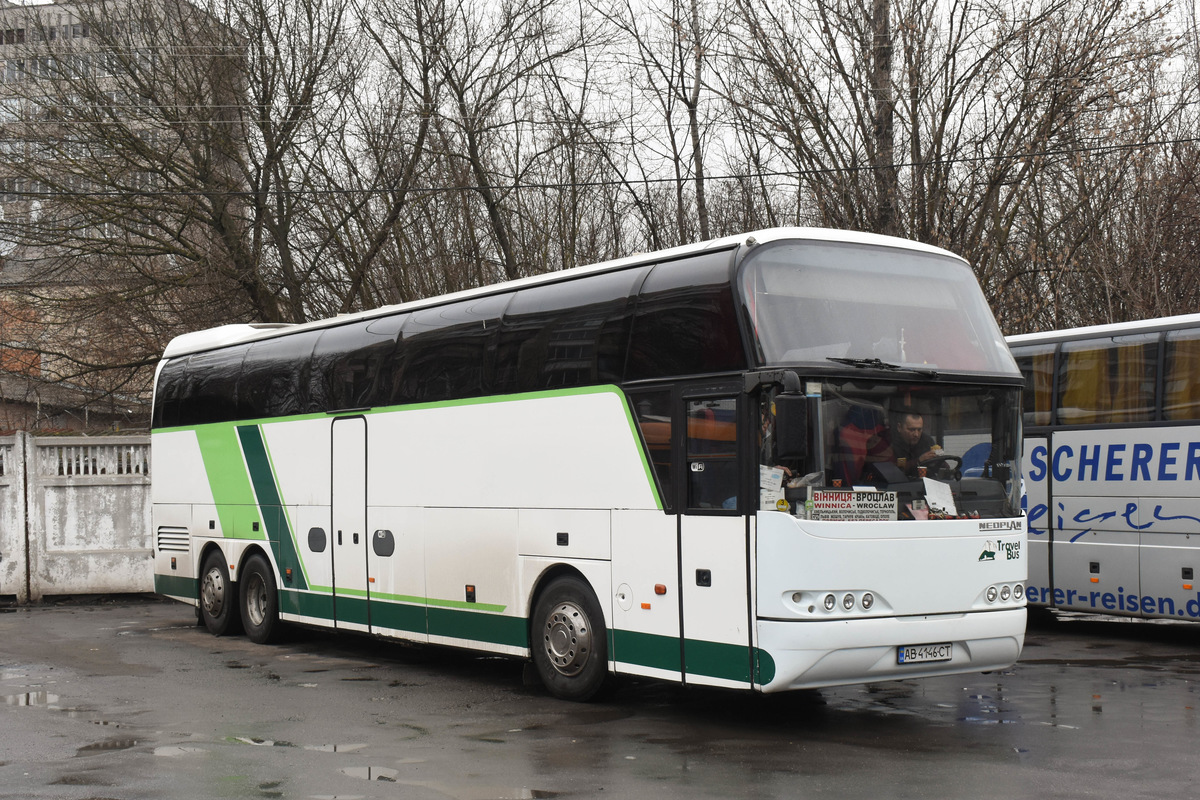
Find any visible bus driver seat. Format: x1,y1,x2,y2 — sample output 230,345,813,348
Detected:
831,405,891,486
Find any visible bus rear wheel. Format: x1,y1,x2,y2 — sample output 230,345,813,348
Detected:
240,553,282,644
199,551,242,636
531,576,609,702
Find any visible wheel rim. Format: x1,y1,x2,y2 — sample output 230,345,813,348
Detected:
245,573,267,627
201,567,224,617
542,601,592,677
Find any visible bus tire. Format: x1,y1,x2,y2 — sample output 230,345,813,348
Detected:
199,550,242,636
531,576,609,702
240,553,282,644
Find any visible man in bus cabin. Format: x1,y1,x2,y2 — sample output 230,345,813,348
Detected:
891,407,940,477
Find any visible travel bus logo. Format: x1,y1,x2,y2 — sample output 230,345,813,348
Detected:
979,539,1021,561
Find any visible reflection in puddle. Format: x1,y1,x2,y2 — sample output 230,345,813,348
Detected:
230,737,296,747
341,766,399,782
77,738,138,755
396,782,559,799
304,743,368,753
4,692,59,707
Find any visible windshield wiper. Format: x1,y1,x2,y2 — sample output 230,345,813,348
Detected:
826,357,939,378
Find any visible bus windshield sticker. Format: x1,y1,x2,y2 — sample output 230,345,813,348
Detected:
805,488,898,521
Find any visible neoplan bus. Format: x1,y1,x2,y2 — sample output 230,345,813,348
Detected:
1010,313,1200,621
151,228,1027,701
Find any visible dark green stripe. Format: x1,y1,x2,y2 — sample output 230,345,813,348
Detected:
427,607,527,647
369,600,427,635
236,425,308,590
612,629,682,673
155,573,197,599
755,648,776,685
684,638,751,683
279,588,335,620
335,594,370,626
275,587,779,686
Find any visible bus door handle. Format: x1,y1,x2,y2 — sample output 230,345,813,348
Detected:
338,530,342,545
353,532,359,545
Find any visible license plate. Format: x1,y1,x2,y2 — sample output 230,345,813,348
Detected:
897,643,953,664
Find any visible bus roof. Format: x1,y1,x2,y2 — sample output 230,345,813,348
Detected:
1006,312,1200,348
163,227,964,359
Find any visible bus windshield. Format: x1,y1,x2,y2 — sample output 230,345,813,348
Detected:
761,379,1022,520
740,240,1016,375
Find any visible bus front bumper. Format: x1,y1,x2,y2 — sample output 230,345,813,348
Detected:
756,608,1026,693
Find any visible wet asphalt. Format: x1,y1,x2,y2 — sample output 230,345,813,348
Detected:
1,599,1197,799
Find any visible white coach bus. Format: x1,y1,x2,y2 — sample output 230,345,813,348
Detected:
1010,314,1200,621
151,228,1027,701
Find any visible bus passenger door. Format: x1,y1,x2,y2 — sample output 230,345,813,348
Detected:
332,416,370,632
679,392,753,690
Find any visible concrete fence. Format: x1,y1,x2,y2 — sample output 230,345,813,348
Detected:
0,433,152,603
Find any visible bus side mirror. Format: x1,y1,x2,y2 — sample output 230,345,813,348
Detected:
774,394,808,461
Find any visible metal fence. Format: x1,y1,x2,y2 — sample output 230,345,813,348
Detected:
0,433,152,603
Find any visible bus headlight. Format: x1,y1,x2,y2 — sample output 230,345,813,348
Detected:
824,594,837,611
842,593,855,610
861,592,874,610
1000,585,1011,601
986,586,998,603
1014,584,1024,600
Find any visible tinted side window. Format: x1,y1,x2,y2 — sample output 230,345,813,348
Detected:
177,345,249,425
152,357,190,429
1164,329,1200,421
392,296,508,405
626,251,745,381
1013,344,1056,427
310,316,404,412
1057,335,1158,425
687,397,739,511
628,388,674,511
238,329,322,420
495,268,645,394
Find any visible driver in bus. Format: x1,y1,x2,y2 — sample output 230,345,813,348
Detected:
891,407,942,476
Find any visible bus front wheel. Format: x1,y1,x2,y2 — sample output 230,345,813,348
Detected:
240,553,282,644
199,551,242,636
531,576,609,702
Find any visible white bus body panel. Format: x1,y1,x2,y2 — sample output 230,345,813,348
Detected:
755,512,1026,690
610,509,682,683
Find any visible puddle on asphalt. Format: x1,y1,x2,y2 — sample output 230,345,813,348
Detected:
4,691,60,707
229,737,296,747
393,781,559,799
341,766,399,782
304,743,368,753
155,745,208,757
76,738,139,755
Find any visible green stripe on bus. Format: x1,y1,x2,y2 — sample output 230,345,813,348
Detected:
154,572,197,599
308,585,506,614
427,606,527,647
684,639,752,683
755,649,777,685
368,601,427,635
280,588,335,620
612,629,683,673
194,426,258,536
237,425,309,591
